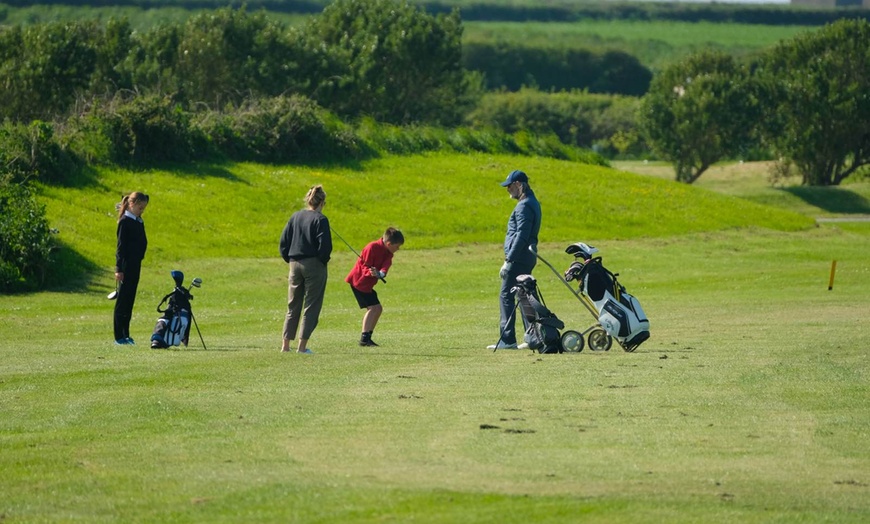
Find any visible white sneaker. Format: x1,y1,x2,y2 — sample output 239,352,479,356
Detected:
517,342,530,350
486,341,518,350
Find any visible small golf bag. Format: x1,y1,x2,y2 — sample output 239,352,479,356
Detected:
564,256,650,351
514,274,565,354
151,273,194,349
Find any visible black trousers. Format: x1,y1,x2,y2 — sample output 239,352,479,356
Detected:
113,261,141,341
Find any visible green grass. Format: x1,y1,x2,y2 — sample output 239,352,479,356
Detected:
613,160,870,218
2,155,868,522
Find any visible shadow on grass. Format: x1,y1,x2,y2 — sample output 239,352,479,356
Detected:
780,186,870,214
49,165,112,190
44,239,103,293
3,239,103,296
156,161,249,184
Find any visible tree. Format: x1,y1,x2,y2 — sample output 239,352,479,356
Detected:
0,22,100,121
174,7,295,108
638,50,758,183
301,0,468,125
756,19,870,186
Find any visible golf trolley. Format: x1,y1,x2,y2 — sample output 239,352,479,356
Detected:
533,243,650,353
150,270,207,350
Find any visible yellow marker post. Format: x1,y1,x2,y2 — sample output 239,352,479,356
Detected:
828,260,837,291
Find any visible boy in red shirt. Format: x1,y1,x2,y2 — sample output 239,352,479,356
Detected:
345,227,404,346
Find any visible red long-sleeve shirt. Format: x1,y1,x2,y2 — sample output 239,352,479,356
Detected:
345,238,393,293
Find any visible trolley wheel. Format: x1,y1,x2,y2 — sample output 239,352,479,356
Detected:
587,329,613,352
560,330,584,352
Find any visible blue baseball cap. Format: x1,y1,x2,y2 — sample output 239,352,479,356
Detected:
500,170,528,186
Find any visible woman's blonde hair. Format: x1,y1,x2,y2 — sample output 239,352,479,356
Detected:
304,185,326,209
117,192,149,221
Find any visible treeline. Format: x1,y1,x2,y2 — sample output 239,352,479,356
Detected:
464,43,650,96
0,3,468,125
3,0,868,25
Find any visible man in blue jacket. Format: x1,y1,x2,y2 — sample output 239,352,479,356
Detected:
488,169,541,350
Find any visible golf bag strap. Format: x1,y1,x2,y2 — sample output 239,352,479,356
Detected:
156,292,173,313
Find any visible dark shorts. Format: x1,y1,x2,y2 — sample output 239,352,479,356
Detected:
351,285,380,309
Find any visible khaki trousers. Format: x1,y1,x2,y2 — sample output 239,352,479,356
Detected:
283,258,328,341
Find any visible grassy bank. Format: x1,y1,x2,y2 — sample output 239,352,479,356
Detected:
37,153,813,286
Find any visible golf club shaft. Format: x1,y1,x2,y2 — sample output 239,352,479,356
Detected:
331,227,386,283
533,249,600,318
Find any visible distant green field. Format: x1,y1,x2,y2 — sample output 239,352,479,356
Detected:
464,20,814,69
2,154,868,522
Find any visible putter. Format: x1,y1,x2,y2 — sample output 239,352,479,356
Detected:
332,227,386,283
107,281,119,300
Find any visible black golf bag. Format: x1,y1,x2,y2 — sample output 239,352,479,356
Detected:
150,284,193,349
514,274,565,354
564,256,650,351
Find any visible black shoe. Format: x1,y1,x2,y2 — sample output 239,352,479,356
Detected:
359,339,379,347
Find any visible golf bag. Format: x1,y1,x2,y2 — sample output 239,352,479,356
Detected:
564,256,650,351
150,275,193,349
514,274,565,354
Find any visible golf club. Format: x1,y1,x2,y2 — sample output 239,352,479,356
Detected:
107,281,119,300
332,227,386,283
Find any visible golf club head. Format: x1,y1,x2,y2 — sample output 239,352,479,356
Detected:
565,242,599,260
528,244,538,255
190,277,202,288
107,280,119,300
171,270,184,287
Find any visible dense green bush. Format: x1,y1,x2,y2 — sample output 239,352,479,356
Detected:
354,117,607,165
302,0,469,124
0,1,475,126
194,95,365,163
0,182,55,292
0,120,82,185
463,42,651,96
0,21,102,121
465,88,644,157
94,95,206,164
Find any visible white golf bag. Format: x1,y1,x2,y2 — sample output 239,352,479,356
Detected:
153,308,191,347
566,254,650,351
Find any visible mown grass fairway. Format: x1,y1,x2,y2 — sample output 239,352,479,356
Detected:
2,154,868,522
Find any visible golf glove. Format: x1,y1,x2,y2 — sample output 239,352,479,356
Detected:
376,270,386,279
499,261,512,280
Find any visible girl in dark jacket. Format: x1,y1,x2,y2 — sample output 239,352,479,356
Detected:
114,192,149,345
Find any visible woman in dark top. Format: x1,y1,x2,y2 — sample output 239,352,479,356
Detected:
114,192,149,345
279,185,332,354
